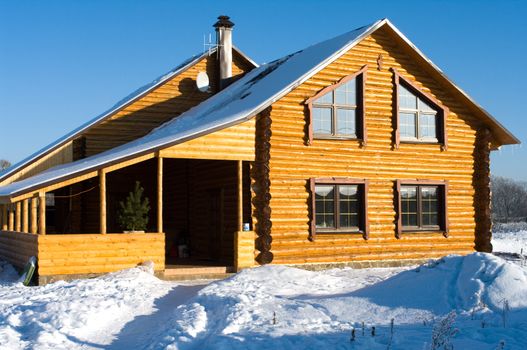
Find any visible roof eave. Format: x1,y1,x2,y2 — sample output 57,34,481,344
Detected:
381,20,520,147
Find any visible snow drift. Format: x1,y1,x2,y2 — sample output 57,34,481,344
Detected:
0,252,526,349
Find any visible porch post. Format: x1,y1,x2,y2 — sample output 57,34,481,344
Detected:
38,192,46,235
31,196,38,234
22,199,29,233
99,169,107,234
237,160,243,232
1,205,6,231
8,204,14,231
157,155,163,233
15,201,21,232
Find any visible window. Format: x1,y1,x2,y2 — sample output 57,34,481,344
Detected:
306,66,367,144
392,68,448,149
309,178,368,240
395,180,448,238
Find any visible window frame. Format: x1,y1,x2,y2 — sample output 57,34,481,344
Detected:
305,65,368,145
391,68,449,150
395,179,449,238
309,177,369,241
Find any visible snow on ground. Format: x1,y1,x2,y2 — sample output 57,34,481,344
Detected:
492,222,527,255
1,230,527,349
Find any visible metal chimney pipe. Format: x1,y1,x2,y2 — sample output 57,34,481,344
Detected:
213,15,234,90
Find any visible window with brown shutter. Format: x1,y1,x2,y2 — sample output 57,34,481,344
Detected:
309,178,369,240
391,68,448,150
305,66,367,145
395,179,449,238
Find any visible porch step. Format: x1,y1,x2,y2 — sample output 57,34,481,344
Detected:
161,265,235,281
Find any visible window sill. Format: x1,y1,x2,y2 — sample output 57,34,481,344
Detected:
316,229,364,235
399,138,439,145
401,229,445,235
313,134,360,141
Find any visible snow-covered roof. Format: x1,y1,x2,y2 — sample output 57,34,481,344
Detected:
0,19,519,200
0,46,258,183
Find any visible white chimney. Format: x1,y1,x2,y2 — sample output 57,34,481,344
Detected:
213,15,234,89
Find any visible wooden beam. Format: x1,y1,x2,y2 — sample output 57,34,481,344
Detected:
38,192,46,235
22,199,29,233
8,204,14,231
157,156,163,233
31,196,38,234
237,160,243,232
99,169,106,234
15,201,21,232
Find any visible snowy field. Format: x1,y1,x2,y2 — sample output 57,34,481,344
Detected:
0,229,526,349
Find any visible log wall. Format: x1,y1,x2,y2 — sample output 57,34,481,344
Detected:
0,231,38,268
266,27,484,265
83,52,253,157
37,233,165,276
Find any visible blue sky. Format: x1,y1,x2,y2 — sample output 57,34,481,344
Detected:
0,0,526,180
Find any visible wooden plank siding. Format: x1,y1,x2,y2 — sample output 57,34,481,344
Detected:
36,233,165,276
0,231,38,268
159,119,256,161
266,28,483,265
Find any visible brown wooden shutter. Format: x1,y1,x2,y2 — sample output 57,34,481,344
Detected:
362,180,369,240
440,108,449,151
442,181,449,237
392,71,400,149
360,72,367,147
395,180,402,239
307,102,314,145
309,178,316,241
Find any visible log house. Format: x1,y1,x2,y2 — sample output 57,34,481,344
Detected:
0,17,519,284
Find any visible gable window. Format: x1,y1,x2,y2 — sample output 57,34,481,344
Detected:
392,68,448,149
309,178,369,240
306,66,367,144
395,180,448,238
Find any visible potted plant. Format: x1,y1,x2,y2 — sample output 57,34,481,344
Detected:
117,181,150,233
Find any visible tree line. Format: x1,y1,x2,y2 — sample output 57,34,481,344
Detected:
491,176,527,223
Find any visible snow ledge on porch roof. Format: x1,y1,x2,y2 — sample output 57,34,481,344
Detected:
0,19,385,199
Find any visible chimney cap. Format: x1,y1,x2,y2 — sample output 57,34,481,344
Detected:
213,15,234,29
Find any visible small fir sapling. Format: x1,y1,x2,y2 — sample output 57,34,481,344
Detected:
117,181,150,232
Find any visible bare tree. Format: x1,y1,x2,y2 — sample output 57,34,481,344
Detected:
0,159,11,171
491,176,527,222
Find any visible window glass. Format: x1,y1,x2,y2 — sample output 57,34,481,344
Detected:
419,114,437,139
335,79,357,106
339,185,359,228
401,186,418,227
313,107,332,135
315,185,335,228
399,85,417,109
336,108,356,136
315,92,333,104
419,98,436,113
400,112,417,138
311,74,362,138
398,82,442,141
421,186,439,226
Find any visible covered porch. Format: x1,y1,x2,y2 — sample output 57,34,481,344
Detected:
0,154,256,284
